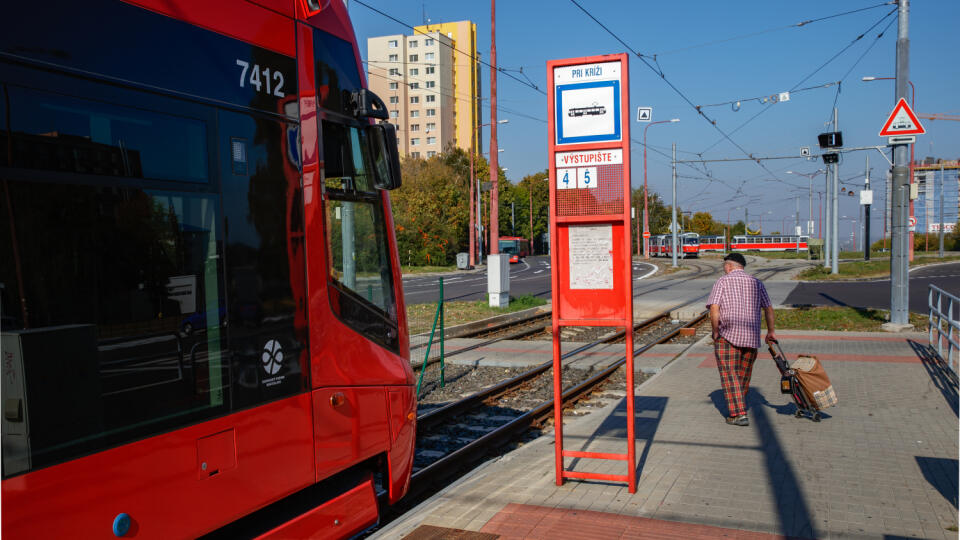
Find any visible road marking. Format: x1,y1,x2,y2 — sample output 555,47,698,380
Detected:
635,264,657,281
534,270,544,274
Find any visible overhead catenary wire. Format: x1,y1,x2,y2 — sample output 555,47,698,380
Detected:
646,2,895,57
698,6,898,155
353,0,546,95
568,0,797,192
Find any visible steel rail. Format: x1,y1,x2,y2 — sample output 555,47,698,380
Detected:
412,259,718,371
407,312,707,500
416,310,672,431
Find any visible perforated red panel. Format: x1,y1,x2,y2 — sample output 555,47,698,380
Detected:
556,164,624,217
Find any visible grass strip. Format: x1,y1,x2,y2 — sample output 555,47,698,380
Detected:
769,306,928,332
797,255,960,281
407,294,547,335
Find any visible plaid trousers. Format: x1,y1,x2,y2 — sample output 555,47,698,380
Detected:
714,337,758,418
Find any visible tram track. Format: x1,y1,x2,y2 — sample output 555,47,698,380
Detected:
404,311,708,504
410,259,719,371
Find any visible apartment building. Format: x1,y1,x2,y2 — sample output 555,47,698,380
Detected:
367,20,480,159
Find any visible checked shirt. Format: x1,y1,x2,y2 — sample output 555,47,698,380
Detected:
706,268,771,349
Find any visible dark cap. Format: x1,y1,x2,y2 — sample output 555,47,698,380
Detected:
723,253,747,267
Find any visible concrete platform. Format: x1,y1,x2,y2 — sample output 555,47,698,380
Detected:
377,330,959,539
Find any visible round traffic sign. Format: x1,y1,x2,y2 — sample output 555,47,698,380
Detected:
908,216,917,227
642,231,651,238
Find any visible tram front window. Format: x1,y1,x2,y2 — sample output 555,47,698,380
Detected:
322,120,398,351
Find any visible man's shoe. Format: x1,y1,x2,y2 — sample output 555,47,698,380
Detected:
725,415,749,426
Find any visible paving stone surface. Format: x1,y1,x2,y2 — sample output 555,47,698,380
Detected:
377,330,959,540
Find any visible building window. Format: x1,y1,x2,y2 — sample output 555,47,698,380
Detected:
409,54,418,62
389,110,398,118
389,82,398,89
388,39,398,48
426,109,436,117
409,82,419,89
389,96,399,104
427,137,436,144
426,81,436,88
409,68,419,76
411,152,420,158
425,38,434,46
426,122,436,130
410,110,419,118
425,94,436,103
410,96,419,104
388,54,398,62
409,40,418,48
427,151,436,157
426,66,435,74
410,124,420,132
425,52,435,61
411,138,419,145
389,68,399,76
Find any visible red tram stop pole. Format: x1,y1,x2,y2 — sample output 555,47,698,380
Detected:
547,53,636,493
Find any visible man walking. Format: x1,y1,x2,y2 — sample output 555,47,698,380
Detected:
707,253,776,426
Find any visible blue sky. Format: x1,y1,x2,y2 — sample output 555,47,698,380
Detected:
349,0,960,246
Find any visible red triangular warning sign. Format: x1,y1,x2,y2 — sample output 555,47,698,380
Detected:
879,98,925,136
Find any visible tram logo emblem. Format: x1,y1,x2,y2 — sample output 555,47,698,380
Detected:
262,340,284,375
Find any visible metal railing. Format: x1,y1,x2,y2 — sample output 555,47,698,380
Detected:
928,284,959,371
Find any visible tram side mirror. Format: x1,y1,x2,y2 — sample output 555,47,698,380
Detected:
350,88,389,120
370,122,402,190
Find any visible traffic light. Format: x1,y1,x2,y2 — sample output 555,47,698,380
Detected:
822,153,839,164
817,131,843,148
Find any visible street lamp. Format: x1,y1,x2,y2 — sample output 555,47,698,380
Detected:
642,118,679,258
470,118,508,266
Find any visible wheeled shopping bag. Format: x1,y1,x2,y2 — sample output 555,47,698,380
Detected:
768,340,837,421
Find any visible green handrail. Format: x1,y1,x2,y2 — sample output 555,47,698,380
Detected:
415,277,445,397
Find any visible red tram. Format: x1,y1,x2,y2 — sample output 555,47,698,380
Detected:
648,233,699,258
731,235,809,252
1,1,415,538
698,235,726,252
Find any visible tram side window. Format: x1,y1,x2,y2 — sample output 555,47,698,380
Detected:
0,85,207,182
0,82,234,478
0,180,230,476
321,120,399,352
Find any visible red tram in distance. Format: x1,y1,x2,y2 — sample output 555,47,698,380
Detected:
648,233,699,258
731,235,809,252
698,235,727,252
1,1,414,538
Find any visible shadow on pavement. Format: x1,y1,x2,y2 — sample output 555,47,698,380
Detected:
751,391,817,538
907,339,959,416
915,456,959,510
564,396,667,487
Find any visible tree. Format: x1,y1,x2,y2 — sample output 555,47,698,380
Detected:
689,211,717,235
391,152,471,266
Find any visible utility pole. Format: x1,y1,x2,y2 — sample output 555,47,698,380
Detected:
511,202,515,236
831,107,840,274
887,0,911,328
528,187,534,255
489,0,499,255
795,196,800,235
938,163,945,257
825,167,832,268
671,143,678,268
865,155,871,261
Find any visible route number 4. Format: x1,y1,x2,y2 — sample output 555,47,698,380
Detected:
236,59,285,98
